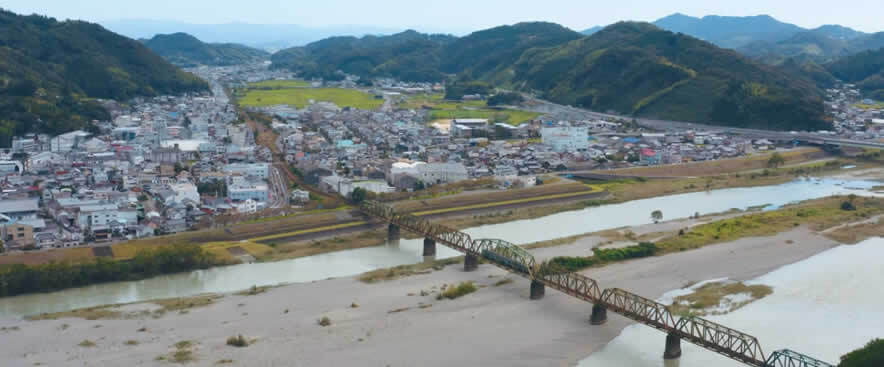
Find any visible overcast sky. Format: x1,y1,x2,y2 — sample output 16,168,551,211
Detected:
4,0,883,33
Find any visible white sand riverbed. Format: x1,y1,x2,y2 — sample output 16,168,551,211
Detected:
0,223,838,367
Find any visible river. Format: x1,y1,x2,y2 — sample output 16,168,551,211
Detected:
0,178,878,319
577,237,884,366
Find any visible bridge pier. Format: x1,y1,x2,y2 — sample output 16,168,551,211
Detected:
423,238,436,256
589,304,607,325
387,223,400,241
663,333,682,360
529,280,545,300
464,253,479,272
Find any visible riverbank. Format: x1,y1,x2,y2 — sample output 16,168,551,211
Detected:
0,218,842,366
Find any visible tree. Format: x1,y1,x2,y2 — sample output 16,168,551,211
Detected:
839,339,884,367
767,152,786,168
651,210,663,224
350,187,367,204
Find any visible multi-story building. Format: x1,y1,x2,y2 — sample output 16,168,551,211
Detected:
541,125,589,152
228,181,270,202
224,163,271,179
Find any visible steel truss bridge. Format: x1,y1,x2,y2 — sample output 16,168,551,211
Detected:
360,201,835,367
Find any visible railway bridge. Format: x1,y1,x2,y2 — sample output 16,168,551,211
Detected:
360,200,835,367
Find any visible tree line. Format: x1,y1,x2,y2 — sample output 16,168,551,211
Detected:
0,245,220,298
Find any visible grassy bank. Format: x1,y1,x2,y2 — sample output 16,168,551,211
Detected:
542,196,884,273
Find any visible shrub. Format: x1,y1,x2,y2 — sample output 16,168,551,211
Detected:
78,339,96,347
839,338,884,367
841,201,857,211
548,242,659,272
226,335,249,347
437,282,478,300
318,316,332,327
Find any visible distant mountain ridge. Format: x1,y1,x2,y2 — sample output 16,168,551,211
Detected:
0,9,208,146
272,21,828,131
143,33,269,67
653,13,805,49
652,13,884,66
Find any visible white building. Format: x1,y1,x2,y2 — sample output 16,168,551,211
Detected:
390,162,469,186
77,204,120,229
541,126,589,152
228,181,270,202
224,163,271,179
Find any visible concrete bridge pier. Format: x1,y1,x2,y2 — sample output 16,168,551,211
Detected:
663,333,682,360
529,280,545,300
423,238,436,257
387,223,400,241
464,253,479,272
589,304,608,325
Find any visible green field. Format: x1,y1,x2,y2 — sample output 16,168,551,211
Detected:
402,93,540,126
239,87,384,110
249,80,312,88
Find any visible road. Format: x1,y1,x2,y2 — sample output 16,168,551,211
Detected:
526,97,884,149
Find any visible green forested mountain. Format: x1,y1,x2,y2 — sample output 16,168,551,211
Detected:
509,22,827,130
438,22,582,82
0,9,208,146
271,21,829,131
143,33,269,67
826,48,884,100
271,30,456,82
270,23,581,83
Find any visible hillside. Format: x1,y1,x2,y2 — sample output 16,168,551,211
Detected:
826,48,884,100
271,23,581,83
143,33,269,67
438,22,583,83
270,21,829,131
270,30,456,82
510,22,828,131
739,29,884,65
0,10,208,146
653,13,804,49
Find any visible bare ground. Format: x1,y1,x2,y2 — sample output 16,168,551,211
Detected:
0,223,838,367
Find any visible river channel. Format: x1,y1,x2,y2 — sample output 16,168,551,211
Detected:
0,178,878,318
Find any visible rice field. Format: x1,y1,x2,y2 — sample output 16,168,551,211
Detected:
239,87,384,110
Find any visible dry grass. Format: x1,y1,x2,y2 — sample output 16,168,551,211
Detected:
359,257,462,283
235,285,270,296
226,335,250,347
608,148,825,177
30,294,223,321
260,229,386,262
317,316,332,327
392,181,594,214
125,340,139,346
78,339,96,347
657,196,884,253
669,281,773,316
494,278,514,287
825,218,884,244
437,282,478,300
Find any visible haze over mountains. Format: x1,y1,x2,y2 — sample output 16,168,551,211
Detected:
651,13,884,65
101,19,457,50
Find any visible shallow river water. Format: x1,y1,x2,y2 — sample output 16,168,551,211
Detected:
577,237,884,366
0,178,878,318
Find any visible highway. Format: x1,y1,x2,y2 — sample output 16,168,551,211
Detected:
526,97,884,150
